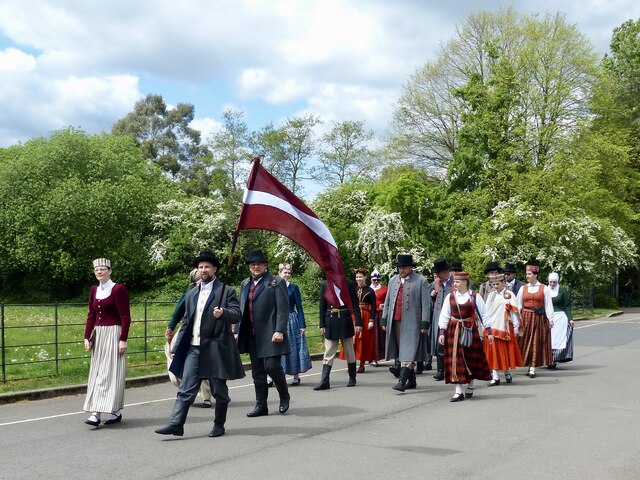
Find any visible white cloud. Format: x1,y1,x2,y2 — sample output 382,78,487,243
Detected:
0,48,36,72
191,117,223,143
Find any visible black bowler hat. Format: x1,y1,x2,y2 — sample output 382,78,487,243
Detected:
193,250,221,269
395,254,416,267
484,261,503,274
503,263,517,273
431,257,449,273
449,261,463,272
245,250,269,264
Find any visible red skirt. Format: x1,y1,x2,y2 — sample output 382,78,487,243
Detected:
519,310,553,367
483,323,523,371
340,306,377,361
444,319,491,384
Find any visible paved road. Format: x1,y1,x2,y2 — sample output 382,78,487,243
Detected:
1,313,639,480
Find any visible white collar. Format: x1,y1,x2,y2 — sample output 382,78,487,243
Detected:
201,278,215,290
99,279,115,291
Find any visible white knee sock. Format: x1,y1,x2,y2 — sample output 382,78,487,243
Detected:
492,369,499,380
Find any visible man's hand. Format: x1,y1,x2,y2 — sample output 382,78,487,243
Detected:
213,306,223,318
272,332,284,343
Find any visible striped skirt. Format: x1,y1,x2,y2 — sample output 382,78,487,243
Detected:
519,311,553,367
444,318,491,384
83,325,126,413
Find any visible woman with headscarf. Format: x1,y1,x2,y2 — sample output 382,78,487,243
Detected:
516,264,554,378
483,274,523,385
370,268,388,366
548,272,574,368
83,258,131,427
438,271,491,402
279,262,312,385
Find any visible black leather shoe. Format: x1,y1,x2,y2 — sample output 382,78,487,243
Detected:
433,370,444,381
465,387,474,398
246,406,269,417
505,373,513,384
155,424,184,436
104,412,122,425
208,424,225,437
279,399,290,414
488,379,500,387
84,414,100,427
450,393,464,403
423,363,433,371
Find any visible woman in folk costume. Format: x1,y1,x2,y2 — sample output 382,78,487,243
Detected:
438,272,491,402
516,263,554,378
341,268,377,372
279,263,312,385
483,274,523,385
548,272,574,368
83,258,131,427
370,268,388,365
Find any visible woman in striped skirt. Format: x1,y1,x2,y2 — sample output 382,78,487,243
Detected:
516,264,554,378
438,271,491,402
83,258,131,427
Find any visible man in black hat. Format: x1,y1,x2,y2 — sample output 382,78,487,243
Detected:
156,250,245,438
479,261,503,301
503,263,525,295
429,257,452,381
380,254,431,392
236,250,291,417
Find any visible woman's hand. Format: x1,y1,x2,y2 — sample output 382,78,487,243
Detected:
84,339,92,351
118,341,127,355
165,328,173,342
488,334,494,345
300,328,306,335
438,334,445,345
368,321,374,330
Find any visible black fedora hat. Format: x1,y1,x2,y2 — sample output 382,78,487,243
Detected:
431,257,449,273
503,263,517,273
484,261,503,274
449,261,463,272
395,254,416,268
193,250,221,269
245,249,269,264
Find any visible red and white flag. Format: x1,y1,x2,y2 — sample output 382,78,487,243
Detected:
236,158,353,311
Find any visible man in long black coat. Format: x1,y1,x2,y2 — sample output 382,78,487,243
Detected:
314,278,362,390
156,250,244,438
236,250,291,417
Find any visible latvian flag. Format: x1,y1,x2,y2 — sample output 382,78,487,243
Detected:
236,158,353,311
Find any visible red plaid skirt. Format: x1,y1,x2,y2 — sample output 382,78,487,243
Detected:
444,318,491,384
519,310,553,367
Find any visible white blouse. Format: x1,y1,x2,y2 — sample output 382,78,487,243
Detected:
95,279,115,300
516,281,554,319
438,290,487,330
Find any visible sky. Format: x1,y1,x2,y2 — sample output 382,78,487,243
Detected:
1,0,639,176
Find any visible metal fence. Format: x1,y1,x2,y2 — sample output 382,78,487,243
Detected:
0,301,323,383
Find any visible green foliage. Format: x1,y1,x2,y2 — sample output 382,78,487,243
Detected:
0,129,174,299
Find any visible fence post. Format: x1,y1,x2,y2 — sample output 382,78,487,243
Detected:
144,300,148,363
1,303,5,382
54,302,59,375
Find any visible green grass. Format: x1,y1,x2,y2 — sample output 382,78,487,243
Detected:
0,301,325,394
573,307,619,320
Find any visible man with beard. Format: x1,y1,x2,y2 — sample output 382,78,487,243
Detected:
381,254,431,392
156,250,244,438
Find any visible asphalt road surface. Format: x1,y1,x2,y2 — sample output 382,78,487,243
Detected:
1,313,639,480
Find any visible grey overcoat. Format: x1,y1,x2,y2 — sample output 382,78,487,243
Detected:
381,271,431,362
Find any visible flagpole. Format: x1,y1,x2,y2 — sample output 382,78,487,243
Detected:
217,156,261,308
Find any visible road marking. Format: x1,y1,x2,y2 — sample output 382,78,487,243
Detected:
0,368,340,427
575,316,640,329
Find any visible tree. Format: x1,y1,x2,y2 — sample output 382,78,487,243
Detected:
0,129,173,299
315,120,376,185
388,8,598,175
253,114,321,194
208,109,254,196
112,94,208,184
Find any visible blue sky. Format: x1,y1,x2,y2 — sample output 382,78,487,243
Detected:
1,0,639,196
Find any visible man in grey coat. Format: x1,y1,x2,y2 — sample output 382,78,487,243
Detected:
236,250,291,417
381,254,431,392
156,250,244,438
429,258,453,381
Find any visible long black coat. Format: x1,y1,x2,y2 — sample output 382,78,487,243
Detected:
170,279,245,381
237,271,290,358
319,279,362,340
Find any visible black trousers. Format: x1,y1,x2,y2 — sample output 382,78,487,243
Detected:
248,336,289,406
